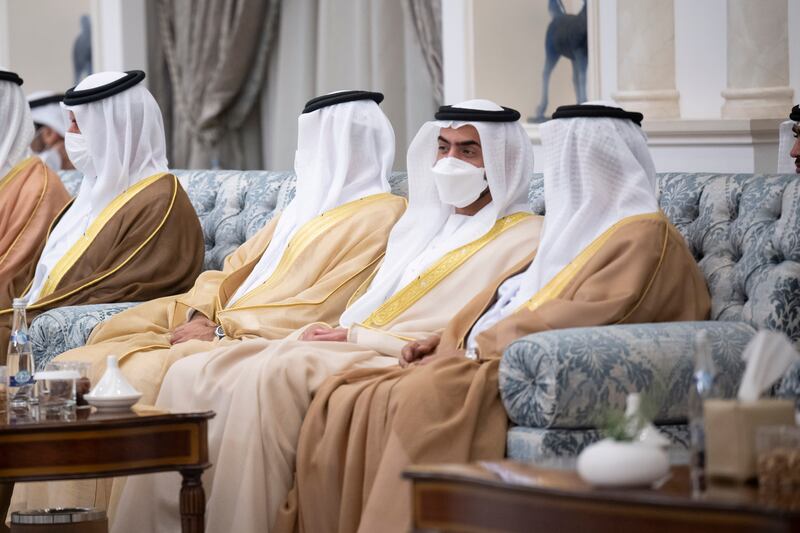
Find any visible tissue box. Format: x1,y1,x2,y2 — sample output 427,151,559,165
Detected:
704,399,796,482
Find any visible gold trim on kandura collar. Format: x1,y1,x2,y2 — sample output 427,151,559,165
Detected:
362,212,533,328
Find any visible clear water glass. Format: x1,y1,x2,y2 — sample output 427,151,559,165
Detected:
48,361,92,406
37,368,79,422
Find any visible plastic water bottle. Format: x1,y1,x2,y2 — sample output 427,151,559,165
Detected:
688,331,717,492
7,298,36,423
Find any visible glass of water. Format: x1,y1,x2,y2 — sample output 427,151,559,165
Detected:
48,361,92,407
36,368,79,422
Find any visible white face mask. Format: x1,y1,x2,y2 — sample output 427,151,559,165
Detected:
64,132,96,177
431,157,488,208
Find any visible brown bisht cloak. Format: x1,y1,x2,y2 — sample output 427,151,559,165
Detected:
0,157,71,304
279,212,711,533
0,172,204,362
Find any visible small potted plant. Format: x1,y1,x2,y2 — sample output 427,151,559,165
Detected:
577,392,670,488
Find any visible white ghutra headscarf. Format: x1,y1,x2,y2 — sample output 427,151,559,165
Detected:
340,99,533,327
25,71,169,303
28,91,67,137
0,72,34,176
778,120,796,174
226,96,395,306
467,102,659,347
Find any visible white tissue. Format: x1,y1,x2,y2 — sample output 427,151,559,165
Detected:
737,330,799,402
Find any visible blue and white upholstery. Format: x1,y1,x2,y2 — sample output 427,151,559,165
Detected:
37,171,800,465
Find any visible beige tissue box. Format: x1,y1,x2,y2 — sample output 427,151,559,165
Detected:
704,399,796,482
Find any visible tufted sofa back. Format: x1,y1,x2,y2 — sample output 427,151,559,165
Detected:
58,169,800,341
657,174,800,343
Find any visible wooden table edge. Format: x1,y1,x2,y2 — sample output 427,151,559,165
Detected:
404,463,800,520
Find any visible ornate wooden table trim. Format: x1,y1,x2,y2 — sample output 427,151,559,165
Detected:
404,461,800,533
0,410,214,533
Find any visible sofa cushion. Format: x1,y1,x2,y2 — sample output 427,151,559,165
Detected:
499,321,754,429
506,424,690,464
31,302,140,370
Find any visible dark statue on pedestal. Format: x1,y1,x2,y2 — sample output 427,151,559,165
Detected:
531,0,588,122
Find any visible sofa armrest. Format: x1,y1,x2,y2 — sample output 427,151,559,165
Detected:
31,302,140,370
499,321,757,430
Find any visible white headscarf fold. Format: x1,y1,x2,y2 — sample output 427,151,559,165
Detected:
226,97,395,306
25,71,169,303
778,120,796,173
340,99,533,327
0,76,34,176
27,90,67,137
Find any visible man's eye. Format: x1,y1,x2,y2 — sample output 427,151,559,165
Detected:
437,145,447,151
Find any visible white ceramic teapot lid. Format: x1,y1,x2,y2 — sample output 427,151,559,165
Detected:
87,355,141,398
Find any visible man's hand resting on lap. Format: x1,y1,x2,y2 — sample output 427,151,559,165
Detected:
399,334,442,368
170,315,218,345
300,325,348,342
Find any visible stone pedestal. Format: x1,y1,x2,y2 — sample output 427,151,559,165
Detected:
613,0,680,119
722,0,794,119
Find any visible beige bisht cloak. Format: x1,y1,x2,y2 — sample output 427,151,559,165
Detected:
56,192,407,404
110,213,543,533
0,172,204,363
279,213,712,533
8,192,406,519
0,157,71,302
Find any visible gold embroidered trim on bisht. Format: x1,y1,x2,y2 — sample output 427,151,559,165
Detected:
362,212,532,328
523,212,666,312
0,156,36,195
223,192,397,309
37,172,170,299
0,158,50,268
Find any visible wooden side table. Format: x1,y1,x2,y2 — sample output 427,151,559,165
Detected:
0,410,213,533
405,461,800,533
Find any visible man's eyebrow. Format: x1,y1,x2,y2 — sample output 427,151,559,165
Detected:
453,140,481,148
437,136,481,148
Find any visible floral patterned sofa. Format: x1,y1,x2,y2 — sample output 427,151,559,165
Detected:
35,171,800,464
503,173,800,463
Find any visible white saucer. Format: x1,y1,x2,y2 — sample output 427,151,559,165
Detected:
84,393,142,411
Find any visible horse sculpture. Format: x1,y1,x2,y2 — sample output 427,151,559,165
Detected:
532,0,588,122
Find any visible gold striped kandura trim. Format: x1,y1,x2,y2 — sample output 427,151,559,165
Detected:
363,212,533,328
522,212,666,312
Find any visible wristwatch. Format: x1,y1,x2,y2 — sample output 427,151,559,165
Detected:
214,325,226,340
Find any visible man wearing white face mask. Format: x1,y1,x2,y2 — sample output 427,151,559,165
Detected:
287,103,712,533
0,71,71,319
27,91,73,171
111,100,543,533
0,70,205,363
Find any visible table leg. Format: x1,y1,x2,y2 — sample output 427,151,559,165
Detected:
0,482,12,533
179,468,205,533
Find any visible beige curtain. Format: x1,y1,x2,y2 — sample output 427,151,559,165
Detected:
261,0,441,171
405,0,443,104
155,0,280,169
